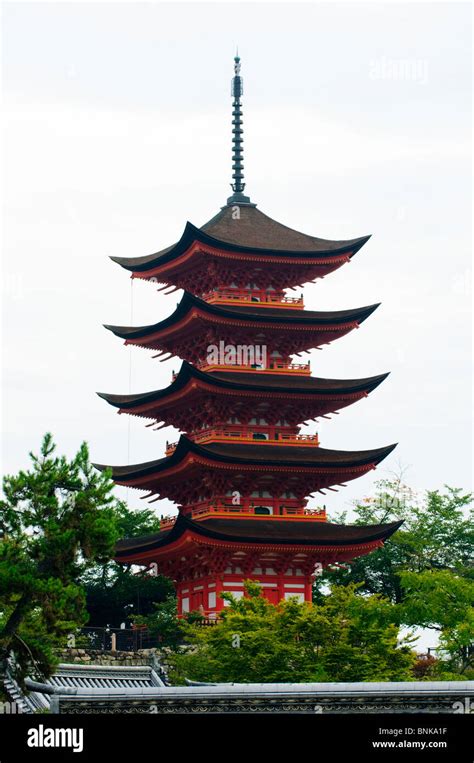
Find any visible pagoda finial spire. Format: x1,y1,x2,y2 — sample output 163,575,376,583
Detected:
227,53,254,206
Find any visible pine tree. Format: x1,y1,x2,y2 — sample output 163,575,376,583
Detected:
0,434,120,687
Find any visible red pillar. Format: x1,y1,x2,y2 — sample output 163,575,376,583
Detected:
277,574,285,603
215,576,225,612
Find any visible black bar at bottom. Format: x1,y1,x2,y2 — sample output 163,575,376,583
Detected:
0,713,472,761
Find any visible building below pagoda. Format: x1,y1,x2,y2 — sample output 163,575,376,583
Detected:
95,55,400,617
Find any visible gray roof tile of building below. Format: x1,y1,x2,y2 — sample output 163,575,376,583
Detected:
49,664,165,690
7,663,167,713
10,664,471,713
55,680,473,699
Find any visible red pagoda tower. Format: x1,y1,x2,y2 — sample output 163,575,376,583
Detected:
95,56,401,617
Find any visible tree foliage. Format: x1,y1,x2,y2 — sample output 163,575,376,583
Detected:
399,570,474,676
317,479,473,604
133,597,185,649
0,434,120,685
80,505,173,627
167,581,416,684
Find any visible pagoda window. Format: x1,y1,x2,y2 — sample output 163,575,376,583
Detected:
252,432,269,441
254,506,273,515
182,598,190,614
251,296,261,302
284,592,305,603
208,592,217,609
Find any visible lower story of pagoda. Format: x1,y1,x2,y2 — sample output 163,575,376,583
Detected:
177,566,315,615
115,513,403,617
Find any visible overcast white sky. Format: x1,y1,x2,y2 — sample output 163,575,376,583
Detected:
1,2,472,522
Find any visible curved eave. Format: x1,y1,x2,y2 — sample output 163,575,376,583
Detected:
93,438,397,481
97,363,390,410
110,221,371,273
103,292,380,341
115,514,403,557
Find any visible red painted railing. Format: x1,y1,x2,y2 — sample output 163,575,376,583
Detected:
158,505,327,526
165,430,319,454
192,360,311,376
201,289,304,308
159,514,179,530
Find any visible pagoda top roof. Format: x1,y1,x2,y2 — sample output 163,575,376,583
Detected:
110,206,371,273
115,513,403,556
202,206,369,254
94,437,397,481
97,362,389,409
104,292,380,340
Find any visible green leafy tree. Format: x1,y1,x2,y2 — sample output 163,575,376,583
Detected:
83,570,174,629
133,597,185,649
399,570,474,678
317,480,473,604
0,434,120,686
80,504,174,627
167,581,415,684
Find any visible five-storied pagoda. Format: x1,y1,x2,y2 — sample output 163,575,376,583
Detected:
95,56,401,617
